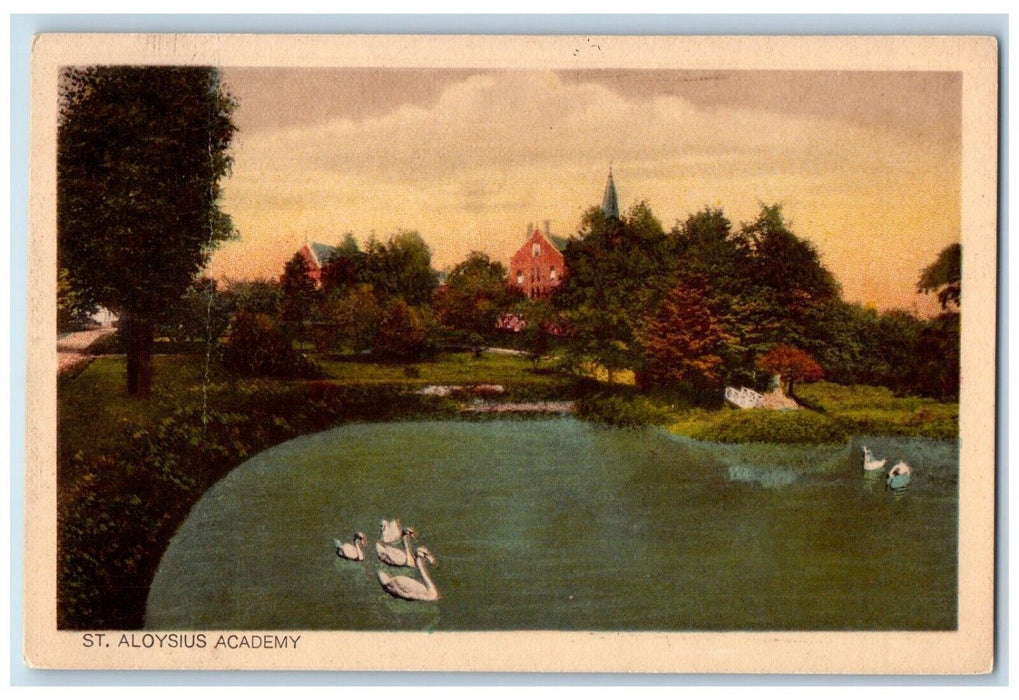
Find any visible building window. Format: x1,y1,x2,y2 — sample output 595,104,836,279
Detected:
516,271,524,285
550,266,557,281
532,242,541,258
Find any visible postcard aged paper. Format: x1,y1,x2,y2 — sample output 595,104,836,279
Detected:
26,34,997,673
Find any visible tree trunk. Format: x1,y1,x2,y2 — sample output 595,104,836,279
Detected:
125,316,155,397
633,369,648,390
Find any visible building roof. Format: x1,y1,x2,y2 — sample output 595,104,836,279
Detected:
547,233,569,252
308,242,339,268
602,168,619,220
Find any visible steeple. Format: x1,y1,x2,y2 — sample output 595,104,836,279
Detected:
602,166,619,220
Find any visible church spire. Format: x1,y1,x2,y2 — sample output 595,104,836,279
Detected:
602,165,619,220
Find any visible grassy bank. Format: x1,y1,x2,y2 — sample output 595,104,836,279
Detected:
664,382,958,444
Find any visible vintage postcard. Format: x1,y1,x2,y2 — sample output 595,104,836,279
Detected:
26,34,997,673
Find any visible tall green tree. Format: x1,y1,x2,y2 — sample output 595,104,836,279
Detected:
432,251,519,342
670,207,746,296
555,201,672,382
58,66,237,396
320,233,365,294
728,204,841,383
363,230,438,306
279,252,319,334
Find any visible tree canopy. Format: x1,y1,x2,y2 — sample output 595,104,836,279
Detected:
917,242,961,311
58,66,237,395
555,201,672,380
279,251,319,330
757,344,824,397
362,230,439,306
638,276,733,391
432,251,519,341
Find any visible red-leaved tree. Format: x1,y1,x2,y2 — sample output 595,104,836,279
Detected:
638,277,733,392
756,344,823,397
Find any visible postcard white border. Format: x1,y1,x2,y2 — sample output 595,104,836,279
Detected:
25,33,998,673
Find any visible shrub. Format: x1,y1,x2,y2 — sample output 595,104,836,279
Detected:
373,300,426,362
86,331,126,354
693,408,848,444
222,312,321,378
575,392,670,428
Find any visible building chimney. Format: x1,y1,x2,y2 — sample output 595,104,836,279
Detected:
544,220,550,236
528,222,534,238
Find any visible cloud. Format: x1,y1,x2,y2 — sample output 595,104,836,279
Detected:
211,69,959,311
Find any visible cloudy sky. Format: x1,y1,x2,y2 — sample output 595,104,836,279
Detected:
208,68,960,313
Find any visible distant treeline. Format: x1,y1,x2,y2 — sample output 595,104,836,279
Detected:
77,203,959,402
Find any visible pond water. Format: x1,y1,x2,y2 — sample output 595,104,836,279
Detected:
145,418,957,631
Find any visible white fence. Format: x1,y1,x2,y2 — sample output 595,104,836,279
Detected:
724,386,764,409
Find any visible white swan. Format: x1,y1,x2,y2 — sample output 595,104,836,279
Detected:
334,532,367,561
376,527,418,567
889,460,912,477
861,446,887,472
379,518,402,545
378,547,440,601
887,460,913,489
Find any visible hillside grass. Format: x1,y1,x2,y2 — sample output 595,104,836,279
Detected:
797,382,958,439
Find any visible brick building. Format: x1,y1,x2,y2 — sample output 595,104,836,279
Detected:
509,221,568,299
507,168,620,299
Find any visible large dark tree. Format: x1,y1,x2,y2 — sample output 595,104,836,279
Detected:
320,233,365,294
670,207,746,297
728,204,841,383
58,66,237,396
914,243,962,399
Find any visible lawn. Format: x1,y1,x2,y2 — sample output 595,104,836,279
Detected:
59,352,572,463
797,382,958,439
316,351,565,386
59,355,210,464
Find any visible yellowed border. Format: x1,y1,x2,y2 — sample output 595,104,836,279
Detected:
26,34,998,673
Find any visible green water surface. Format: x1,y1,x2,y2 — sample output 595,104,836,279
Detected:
145,418,957,631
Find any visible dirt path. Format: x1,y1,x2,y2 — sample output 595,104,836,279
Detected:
58,327,114,374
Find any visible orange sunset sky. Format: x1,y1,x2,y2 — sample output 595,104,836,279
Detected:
207,68,961,314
